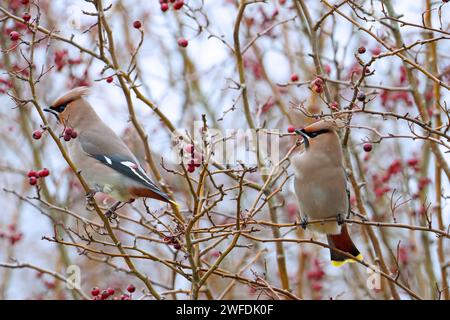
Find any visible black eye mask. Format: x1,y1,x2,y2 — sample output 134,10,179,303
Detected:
52,103,67,113
303,129,329,138
43,103,67,121
294,128,330,148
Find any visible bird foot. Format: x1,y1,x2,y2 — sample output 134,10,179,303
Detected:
85,190,96,210
105,208,118,220
105,201,121,220
336,213,345,225
300,216,309,230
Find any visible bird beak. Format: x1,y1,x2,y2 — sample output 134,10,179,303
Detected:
295,129,309,148
43,107,60,122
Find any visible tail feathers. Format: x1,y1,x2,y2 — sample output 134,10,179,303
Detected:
129,186,177,205
327,224,363,267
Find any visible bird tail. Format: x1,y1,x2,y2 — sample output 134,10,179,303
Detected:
129,186,177,206
326,224,363,267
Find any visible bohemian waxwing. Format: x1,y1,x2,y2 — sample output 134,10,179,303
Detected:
44,87,175,216
292,118,362,266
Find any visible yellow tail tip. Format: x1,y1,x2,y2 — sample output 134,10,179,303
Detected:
168,199,179,207
331,253,363,267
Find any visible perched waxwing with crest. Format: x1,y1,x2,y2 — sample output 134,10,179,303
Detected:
44,87,175,216
292,118,363,266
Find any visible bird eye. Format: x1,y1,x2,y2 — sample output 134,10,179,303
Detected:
54,103,67,113
306,129,329,138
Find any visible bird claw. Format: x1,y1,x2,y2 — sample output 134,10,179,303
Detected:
104,201,121,220
336,213,345,225
85,190,96,210
300,216,309,230
105,209,117,220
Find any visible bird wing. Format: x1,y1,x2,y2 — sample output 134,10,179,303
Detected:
78,133,171,202
342,165,351,216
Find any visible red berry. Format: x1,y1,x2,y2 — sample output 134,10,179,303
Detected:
358,46,366,54
133,20,142,29
29,176,37,185
311,282,323,292
38,168,49,177
106,76,113,83
32,130,42,140
64,127,73,135
279,0,287,4
173,0,184,10
27,170,38,178
307,269,325,281
173,243,181,250
311,77,324,94
313,84,323,93
312,77,324,86
329,101,339,110
187,164,195,173
21,0,29,4
91,287,100,296
161,3,169,11
70,131,78,139
9,31,20,41
107,288,115,296
100,290,109,300
189,159,201,168
63,134,71,141
407,158,419,167
10,233,23,245
192,160,201,168
120,294,131,300
177,38,188,48
363,143,372,152
290,73,299,82
371,46,381,55
22,12,31,22
126,284,136,293
287,126,295,133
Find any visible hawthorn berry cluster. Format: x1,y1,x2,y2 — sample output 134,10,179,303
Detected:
0,224,23,246
311,77,324,94
160,0,184,12
306,258,325,298
184,144,201,173
90,285,135,300
62,127,78,141
164,235,182,250
54,49,83,72
177,38,188,48
27,168,50,186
